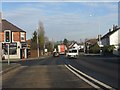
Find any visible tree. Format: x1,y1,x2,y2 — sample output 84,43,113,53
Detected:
31,31,37,50
63,38,68,45
63,38,68,48
38,21,45,51
89,43,100,54
102,45,115,55
45,41,53,52
44,37,54,52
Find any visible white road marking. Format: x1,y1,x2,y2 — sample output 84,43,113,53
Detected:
68,64,114,89
21,66,28,68
65,65,100,89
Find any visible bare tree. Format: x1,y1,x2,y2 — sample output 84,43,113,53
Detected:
38,21,45,54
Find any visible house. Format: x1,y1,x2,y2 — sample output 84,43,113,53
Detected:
69,42,80,50
101,25,120,56
0,19,28,59
84,39,98,53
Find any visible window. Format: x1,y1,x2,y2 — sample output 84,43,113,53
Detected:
4,47,17,55
10,47,17,55
69,50,77,53
21,32,25,41
3,43,17,55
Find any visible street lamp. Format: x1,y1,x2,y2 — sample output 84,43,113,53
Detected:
37,27,39,58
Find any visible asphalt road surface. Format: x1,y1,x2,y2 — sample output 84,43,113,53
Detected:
2,55,120,89
66,55,120,89
2,56,93,88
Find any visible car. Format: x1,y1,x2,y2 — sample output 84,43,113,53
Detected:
66,49,79,59
53,52,59,57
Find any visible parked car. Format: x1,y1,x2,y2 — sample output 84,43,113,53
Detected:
66,49,79,59
53,52,59,57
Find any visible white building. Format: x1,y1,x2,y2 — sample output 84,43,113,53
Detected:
69,42,80,50
101,26,120,56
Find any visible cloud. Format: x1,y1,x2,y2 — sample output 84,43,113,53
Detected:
2,2,118,41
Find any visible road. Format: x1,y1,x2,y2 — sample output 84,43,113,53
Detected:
67,55,120,89
2,56,93,88
2,55,120,89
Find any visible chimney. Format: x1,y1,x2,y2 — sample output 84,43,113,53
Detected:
113,24,116,30
109,29,111,32
98,35,101,41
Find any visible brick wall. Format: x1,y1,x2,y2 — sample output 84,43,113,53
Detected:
0,32,4,42
13,32,20,42
0,31,26,42
30,50,38,58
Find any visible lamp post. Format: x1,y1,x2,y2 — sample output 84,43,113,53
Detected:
97,20,103,54
37,27,39,58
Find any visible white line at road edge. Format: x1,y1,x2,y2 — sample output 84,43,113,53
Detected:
68,64,113,89
65,65,100,89
66,64,114,89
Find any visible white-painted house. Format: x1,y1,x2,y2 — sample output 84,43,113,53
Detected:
69,42,80,50
101,26,120,56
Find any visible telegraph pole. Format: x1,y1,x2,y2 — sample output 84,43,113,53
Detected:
37,27,39,58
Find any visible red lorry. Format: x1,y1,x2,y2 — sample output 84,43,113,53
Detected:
58,44,66,55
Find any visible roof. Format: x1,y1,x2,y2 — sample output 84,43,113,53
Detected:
69,42,79,48
101,27,120,40
2,19,26,32
86,39,97,44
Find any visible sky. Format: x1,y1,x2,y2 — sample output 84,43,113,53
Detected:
2,1,118,42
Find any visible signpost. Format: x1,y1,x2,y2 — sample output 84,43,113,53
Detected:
7,44,10,65
4,30,11,65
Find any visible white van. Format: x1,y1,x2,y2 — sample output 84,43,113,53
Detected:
66,48,79,58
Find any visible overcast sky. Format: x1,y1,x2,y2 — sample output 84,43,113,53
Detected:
2,1,118,42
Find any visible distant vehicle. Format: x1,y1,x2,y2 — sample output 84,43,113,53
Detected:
58,44,66,55
53,52,59,57
66,48,79,59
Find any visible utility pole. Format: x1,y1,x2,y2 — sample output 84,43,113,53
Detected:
37,27,39,58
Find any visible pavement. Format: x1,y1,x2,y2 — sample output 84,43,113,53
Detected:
0,55,51,75
83,53,120,57
1,63,21,75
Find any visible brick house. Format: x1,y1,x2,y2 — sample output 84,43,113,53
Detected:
0,19,28,59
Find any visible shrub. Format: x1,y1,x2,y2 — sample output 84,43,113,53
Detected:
102,45,115,55
89,44,100,54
